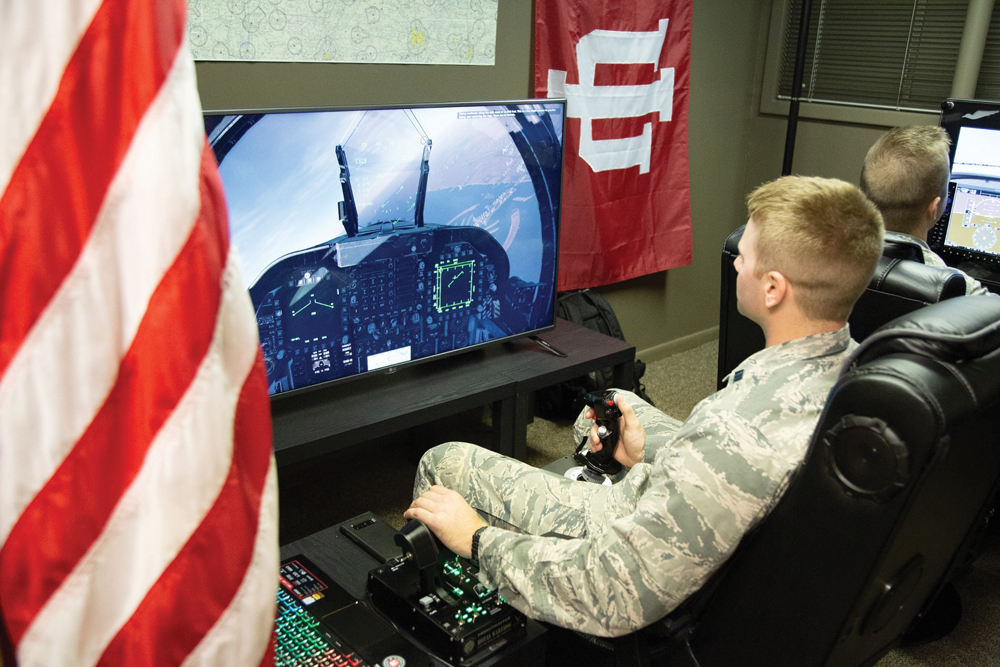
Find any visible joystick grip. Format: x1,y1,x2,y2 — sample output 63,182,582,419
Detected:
395,520,443,595
590,424,617,465
580,390,623,475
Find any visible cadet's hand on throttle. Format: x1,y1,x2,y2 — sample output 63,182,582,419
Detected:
588,394,645,468
404,485,487,558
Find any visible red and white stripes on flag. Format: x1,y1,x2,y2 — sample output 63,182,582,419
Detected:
0,1,279,666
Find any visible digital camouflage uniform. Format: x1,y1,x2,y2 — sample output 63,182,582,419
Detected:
413,326,856,637
884,230,990,296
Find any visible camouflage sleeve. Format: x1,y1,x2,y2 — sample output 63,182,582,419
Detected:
964,274,991,296
636,409,685,463
476,409,789,637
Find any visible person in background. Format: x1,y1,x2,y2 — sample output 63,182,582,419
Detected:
860,125,989,296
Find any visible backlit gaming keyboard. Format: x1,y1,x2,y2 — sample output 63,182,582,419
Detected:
275,554,430,667
275,587,369,667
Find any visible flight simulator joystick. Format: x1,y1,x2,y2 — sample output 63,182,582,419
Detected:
368,520,528,664
577,390,623,476
394,520,443,595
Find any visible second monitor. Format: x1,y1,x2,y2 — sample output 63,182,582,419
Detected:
930,98,1000,273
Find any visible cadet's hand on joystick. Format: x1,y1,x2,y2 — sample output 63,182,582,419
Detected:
587,393,645,469
404,485,487,559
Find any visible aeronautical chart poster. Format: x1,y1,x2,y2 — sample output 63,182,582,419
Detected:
188,0,498,64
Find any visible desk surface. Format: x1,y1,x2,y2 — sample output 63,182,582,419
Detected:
271,319,634,466
503,319,634,390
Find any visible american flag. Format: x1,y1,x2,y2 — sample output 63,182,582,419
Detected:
0,1,278,665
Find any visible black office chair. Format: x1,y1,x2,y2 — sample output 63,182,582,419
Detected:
717,225,968,389
547,295,1000,667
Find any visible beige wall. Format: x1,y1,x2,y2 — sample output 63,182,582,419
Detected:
743,117,886,191
194,0,937,363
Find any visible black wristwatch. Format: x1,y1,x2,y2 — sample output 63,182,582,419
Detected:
471,526,488,563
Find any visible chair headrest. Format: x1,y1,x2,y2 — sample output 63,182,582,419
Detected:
868,256,967,302
724,225,744,254
842,295,1000,375
881,237,924,262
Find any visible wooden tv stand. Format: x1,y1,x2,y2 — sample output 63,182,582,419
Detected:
270,318,636,465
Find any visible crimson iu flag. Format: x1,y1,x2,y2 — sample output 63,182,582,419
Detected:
535,0,693,291
0,1,278,665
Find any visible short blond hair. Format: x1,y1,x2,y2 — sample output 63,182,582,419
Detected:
747,176,884,322
860,126,951,234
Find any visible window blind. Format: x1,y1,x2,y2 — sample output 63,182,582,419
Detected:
777,0,974,112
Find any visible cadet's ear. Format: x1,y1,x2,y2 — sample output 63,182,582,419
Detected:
927,196,943,224
763,270,788,309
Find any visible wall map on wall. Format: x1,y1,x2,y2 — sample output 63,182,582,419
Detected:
188,0,497,65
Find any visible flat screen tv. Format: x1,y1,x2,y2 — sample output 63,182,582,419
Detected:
204,101,565,398
929,98,1000,272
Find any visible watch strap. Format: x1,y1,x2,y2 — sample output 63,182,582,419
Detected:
471,526,488,562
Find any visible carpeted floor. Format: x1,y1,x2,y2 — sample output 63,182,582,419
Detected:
278,338,1000,666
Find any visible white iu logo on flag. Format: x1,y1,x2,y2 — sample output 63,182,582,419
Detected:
547,18,674,175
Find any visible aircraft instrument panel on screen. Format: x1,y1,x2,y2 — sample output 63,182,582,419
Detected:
943,126,1000,257
205,102,564,397
933,101,1000,271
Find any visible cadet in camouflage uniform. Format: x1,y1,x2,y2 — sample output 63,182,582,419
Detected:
861,125,990,296
407,176,884,637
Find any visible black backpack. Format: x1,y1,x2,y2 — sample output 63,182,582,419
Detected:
534,289,654,420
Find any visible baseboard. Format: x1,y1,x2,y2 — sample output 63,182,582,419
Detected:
637,326,719,363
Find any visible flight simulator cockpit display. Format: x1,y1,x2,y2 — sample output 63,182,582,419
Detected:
932,99,1000,270
205,101,565,397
